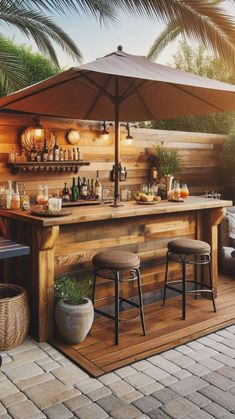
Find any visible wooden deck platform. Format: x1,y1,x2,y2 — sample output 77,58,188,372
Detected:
49,275,235,377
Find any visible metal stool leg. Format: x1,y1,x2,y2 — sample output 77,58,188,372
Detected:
208,255,216,313
163,251,170,306
182,256,187,320
194,255,198,299
92,269,97,306
136,268,146,336
115,271,120,345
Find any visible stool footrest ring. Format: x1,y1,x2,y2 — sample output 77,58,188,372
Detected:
94,307,142,323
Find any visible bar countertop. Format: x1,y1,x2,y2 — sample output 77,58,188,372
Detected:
0,196,232,227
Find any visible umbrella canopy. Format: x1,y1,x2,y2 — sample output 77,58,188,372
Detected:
1,47,235,121
1,46,235,205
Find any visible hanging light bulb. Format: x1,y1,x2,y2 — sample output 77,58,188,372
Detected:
33,114,44,140
101,121,109,141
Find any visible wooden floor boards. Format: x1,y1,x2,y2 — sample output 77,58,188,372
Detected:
49,275,235,377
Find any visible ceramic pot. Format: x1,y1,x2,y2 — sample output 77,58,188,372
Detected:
55,298,94,344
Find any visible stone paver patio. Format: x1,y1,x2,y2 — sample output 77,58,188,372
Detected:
1,326,235,418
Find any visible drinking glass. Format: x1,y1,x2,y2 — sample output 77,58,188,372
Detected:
37,186,48,211
48,197,62,213
180,183,189,199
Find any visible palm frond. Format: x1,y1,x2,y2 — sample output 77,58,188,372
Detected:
143,0,235,70
0,1,82,65
147,21,181,60
20,0,117,24
0,46,27,93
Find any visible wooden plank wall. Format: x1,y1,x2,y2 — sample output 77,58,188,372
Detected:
0,112,225,196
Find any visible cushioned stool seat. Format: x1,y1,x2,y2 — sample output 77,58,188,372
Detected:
92,250,146,345
168,239,210,255
163,238,216,320
93,250,140,270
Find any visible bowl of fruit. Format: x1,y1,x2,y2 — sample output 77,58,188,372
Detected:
133,191,161,204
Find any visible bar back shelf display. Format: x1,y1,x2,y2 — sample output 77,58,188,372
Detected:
8,160,90,174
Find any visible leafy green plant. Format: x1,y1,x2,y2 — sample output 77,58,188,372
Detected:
54,276,91,305
221,135,235,185
152,145,181,176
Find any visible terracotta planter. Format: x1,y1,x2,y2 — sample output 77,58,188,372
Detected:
55,298,94,344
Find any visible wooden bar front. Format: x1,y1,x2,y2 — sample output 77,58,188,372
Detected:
0,197,231,343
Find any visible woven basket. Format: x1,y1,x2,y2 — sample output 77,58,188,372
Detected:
0,284,30,351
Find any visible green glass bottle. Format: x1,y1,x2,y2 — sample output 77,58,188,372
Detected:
71,177,78,202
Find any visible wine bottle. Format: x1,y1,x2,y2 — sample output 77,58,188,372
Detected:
81,177,88,199
42,139,48,162
71,178,78,202
77,176,82,197
62,182,70,202
53,137,59,161
95,171,102,200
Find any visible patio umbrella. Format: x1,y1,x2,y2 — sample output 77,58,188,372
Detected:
1,45,235,206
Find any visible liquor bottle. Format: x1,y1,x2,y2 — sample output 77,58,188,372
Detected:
53,138,60,161
77,176,82,197
110,164,115,182
87,178,91,196
60,148,64,161
120,163,126,182
21,184,30,211
81,177,88,199
42,139,48,162
91,178,95,198
95,171,102,200
74,147,78,161
48,147,54,161
77,147,80,161
62,182,70,202
30,141,37,162
70,177,78,202
64,148,68,161
69,148,73,161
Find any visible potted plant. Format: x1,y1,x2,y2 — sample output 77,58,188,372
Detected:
221,135,235,202
54,276,94,344
152,144,181,198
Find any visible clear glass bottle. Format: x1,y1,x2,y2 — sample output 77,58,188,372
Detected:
95,171,102,199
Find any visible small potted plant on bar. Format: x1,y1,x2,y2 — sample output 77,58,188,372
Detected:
54,276,94,344
152,144,181,198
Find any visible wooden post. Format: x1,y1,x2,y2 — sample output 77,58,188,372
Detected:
196,207,225,296
32,225,59,342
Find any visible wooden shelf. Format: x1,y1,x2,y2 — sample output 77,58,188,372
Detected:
8,160,90,174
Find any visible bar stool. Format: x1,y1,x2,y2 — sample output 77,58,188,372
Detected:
163,238,216,320
92,250,146,345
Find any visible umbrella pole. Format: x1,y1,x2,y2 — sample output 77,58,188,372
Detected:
112,77,123,207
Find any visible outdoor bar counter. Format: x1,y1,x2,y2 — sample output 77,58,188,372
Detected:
0,196,232,343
